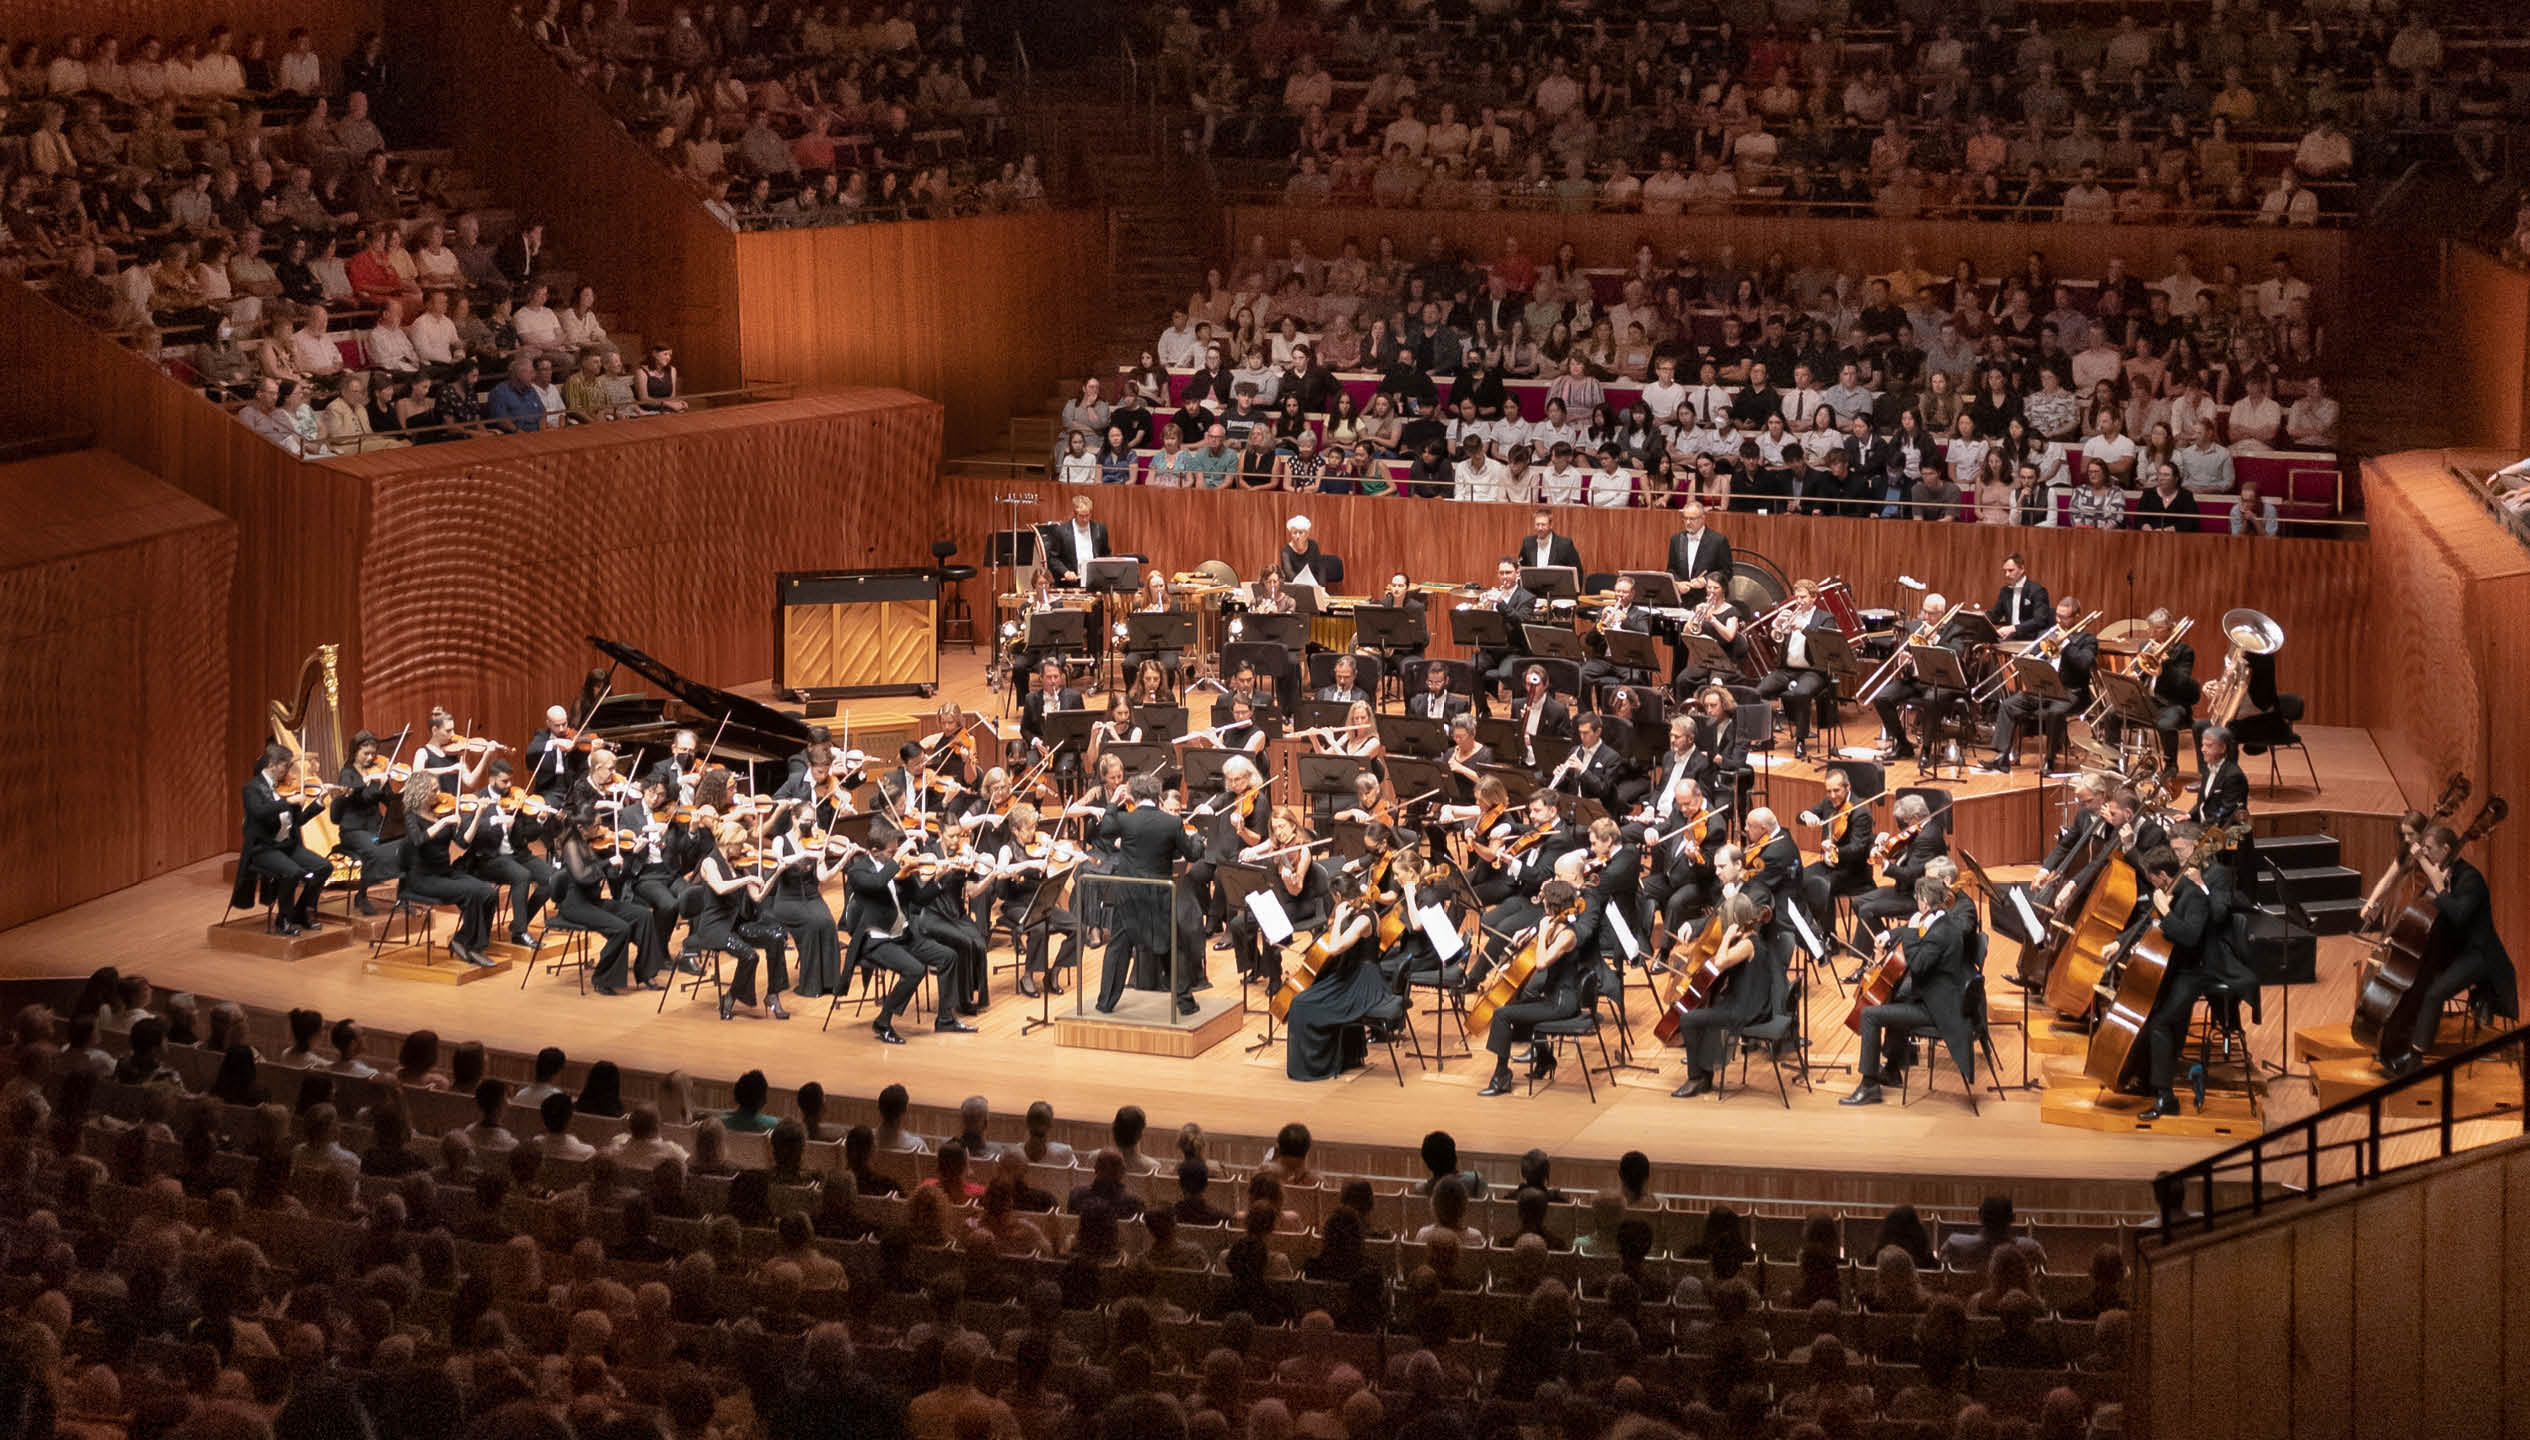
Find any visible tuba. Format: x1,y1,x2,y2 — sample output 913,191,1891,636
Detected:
2202,608,2283,727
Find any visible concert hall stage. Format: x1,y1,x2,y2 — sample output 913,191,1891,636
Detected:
0,655,2447,1218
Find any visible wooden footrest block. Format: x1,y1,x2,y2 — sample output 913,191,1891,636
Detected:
204,916,350,961
2308,1057,2526,1116
363,943,511,986
2292,1018,2471,1064
2039,1072,2264,1139
2028,1018,2091,1056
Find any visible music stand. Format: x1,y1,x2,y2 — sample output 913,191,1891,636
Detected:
1103,742,1172,784
1294,700,1356,733
1085,557,1140,594
1522,623,1588,663
1376,715,1449,759
1182,746,1264,799
1679,632,1736,677
1805,630,1862,685
1606,630,1665,676
1909,644,1969,691
1131,704,1190,744
1284,584,1323,617
1954,848,2042,1094
1212,860,1281,1044
1013,864,1088,1037
988,529,1041,569
1447,608,1511,650
2008,656,2074,704
1351,604,1429,654
1239,614,1307,650
1125,610,1196,654
1024,610,1089,658
1474,717,1525,757
1620,570,1682,606
1382,756,1452,814
1298,754,1376,801
1040,706,1096,760
2092,669,2160,731
1520,565,1581,601
1481,764,1542,806
1532,734,1576,774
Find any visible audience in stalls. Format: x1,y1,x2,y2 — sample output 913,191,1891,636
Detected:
0,974,2135,1439
1161,2,2521,226
523,0,1041,231
1050,230,2343,530
1,23,701,453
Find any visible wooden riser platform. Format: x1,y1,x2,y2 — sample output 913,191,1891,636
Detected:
2040,1076,2265,1140
2308,1057,2527,1117
2292,1018,2473,1064
1054,991,1245,1058
363,942,512,986
204,916,351,961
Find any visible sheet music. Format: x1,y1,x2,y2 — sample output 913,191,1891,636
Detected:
1290,565,1319,589
1420,905,1464,960
1786,903,1827,959
1606,904,1642,961
1246,889,1295,944
2010,886,2044,945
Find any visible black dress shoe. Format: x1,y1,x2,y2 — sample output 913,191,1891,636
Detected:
269,918,303,937
768,998,791,1021
1976,756,2013,773
1839,1081,1885,1106
873,1023,906,1045
1176,994,1199,1016
2139,1091,2182,1121
1477,1071,1518,1097
594,985,626,997
1528,1052,1557,1078
1046,976,1064,996
679,956,705,976
511,933,541,951
956,1002,980,1016
1019,975,1042,998
355,895,380,917
2382,1050,2421,1079
1793,739,1810,762
719,994,736,1021
463,947,499,969
935,1016,977,1034
1095,1001,1118,1015
1671,1073,1714,1099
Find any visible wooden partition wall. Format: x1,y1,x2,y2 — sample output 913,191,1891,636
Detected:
2134,1139,2530,1440
326,390,942,733
393,0,742,388
0,0,379,50
2359,451,2530,966
2446,244,2530,454
1227,206,2347,311
940,477,2373,719
734,211,1111,456
0,453,234,930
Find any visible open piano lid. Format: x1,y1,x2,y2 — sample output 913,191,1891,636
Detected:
585,635,815,761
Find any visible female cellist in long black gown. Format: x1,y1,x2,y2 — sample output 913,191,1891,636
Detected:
1285,891,1394,1082
398,770,499,968
763,825,848,1000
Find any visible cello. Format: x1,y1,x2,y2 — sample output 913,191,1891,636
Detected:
1650,902,1765,1043
1270,884,1375,1023
2350,795,2508,1064
1844,924,1912,1033
1463,894,1583,1040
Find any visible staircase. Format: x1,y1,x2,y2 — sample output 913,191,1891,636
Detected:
2246,830,2365,985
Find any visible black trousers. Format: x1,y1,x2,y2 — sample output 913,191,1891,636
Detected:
1851,883,1915,935
2104,704,2191,768
2145,969,2224,1091
337,828,401,888
713,920,790,1007
915,911,989,1009
1668,1004,1740,1079
468,854,550,939
1757,669,1831,739
402,869,496,950
558,895,638,990
624,874,683,983
1993,692,2076,762
1873,680,1964,752
1855,1001,1935,1077
1006,902,1081,977
2406,955,2506,1055
245,843,329,922
1485,992,1578,1066
862,937,933,1026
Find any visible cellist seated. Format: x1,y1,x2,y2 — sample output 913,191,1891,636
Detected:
1841,875,1979,1107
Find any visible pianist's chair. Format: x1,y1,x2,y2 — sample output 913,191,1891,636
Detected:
932,541,979,652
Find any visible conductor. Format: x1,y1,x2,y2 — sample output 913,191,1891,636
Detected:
1094,774,1205,1016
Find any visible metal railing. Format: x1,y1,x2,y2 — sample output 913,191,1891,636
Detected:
2148,1023,2530,1245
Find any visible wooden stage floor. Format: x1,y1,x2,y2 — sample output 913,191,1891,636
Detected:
0,654,2431,1214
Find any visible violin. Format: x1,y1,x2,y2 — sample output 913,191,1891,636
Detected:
356,758,411,785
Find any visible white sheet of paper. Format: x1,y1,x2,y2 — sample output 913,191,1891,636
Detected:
1606,903,1641,961
1245,889,1294,944
2011,886,2044,944
1420,905,1464,960
1786,902,1827,959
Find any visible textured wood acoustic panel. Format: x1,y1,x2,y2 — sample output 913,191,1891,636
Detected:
2445,245,2530,453
0,451,235,930
780,598,937,693
937,476,2374,718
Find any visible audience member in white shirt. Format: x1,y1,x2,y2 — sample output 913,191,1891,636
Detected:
2226,375,2285,453
1639,358,1687,423
1453,439,1508,503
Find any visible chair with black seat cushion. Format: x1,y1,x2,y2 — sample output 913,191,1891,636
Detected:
523,916,596,994
1526,968,1610,1102
2229,655,2315,792
932,540,978,652
1900,923,1994,1115
1304,650,1386,700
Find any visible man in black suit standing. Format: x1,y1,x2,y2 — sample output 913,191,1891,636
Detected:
1094,775,1204,1015
1663,502,1733,589
1518,507,1583,574
2386,823,2517,1075
1041,494,1110,586
1989,553,2052,642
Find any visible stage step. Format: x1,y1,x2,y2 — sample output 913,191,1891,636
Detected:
1052,991,1245,1058
204,916,351,962
2258,863,2364,904
2309,1056,2526,1118
2252,832,2342,871
2293,1017,2475,1064
2038,1062,2264,1140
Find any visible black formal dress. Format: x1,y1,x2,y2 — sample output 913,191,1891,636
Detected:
1230,857,1331,985
764,835,845,999
330,764,401,893
1286,918,1395,1081
551,829,640,992
398,810,497,954
689,849,790,1009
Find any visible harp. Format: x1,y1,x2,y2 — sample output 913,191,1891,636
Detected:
270,644,348,873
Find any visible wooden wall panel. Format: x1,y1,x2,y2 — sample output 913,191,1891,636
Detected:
733,211,1111,455
1227,207,2347,314
0,279,363,791
2349,1185,2425,1440
2446,244,2530,454
392,0,740,388
0,0,378,51
0,454,233,929
939,477,2373,719
2358,452,2530,979
2289,1205,2358,1440
2423,1160,2508,1440
328,391,941,736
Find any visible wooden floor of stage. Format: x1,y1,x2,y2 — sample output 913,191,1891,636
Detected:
0,654,2447,1214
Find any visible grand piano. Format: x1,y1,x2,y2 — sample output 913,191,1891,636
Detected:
581,636,816,791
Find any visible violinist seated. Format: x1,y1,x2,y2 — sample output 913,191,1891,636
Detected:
1580,576,1655,690
1870,593,1971,764
2099,607,2199,772
1508,665,1574,766
773,743,864,834
1404,661,1472,726
551,818,649,997
1473,791,1580,958
1476,874,1595,1097
614,775,693,983
1436,776,1519,908
462,759,558,950
1546,713,1625,811
2092,845,2214,1119
2384,822,2517,1077
1314,655,1373,708
395,770,501,967
875,741,959,846
985,802,1085,1000
1796,767,1879,919
523,704,589,804
1640,777,1726,939
1439,715,1493,802
1739,808,1807,924
1229,808,1333,987
1755,578,1844,764
1582,815,1646,990
1979,596,2097,775
1192,753,1274,938
841,835,959,1044
1840,875,1980,1106
1378,849,1456,987
333,730,405,916
1851,794,1947,944
1662,892,1787,1099
1327,770,1390,840
1020,660,1086,782
651,729,704,802
1667,573,1747,697
898,823,993,1021
952,767,1023,853
237,743,338,936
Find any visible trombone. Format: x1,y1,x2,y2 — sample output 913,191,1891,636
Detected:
1968,609,2101,704
1856,601,1966,705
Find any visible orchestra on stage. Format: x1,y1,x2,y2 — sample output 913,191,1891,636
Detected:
236,500,2513,1115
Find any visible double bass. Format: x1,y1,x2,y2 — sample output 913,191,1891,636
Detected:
2042,849,2142,1021
2350,795,2509,1065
